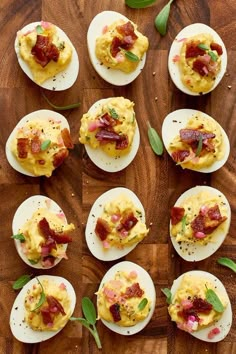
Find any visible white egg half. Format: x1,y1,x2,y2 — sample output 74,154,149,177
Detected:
10,275,76,343
85,187,146,261
5,109,70,177
170,185,231,262
12,195,69,269
83,98,140,172
87,11,147,86
170,270,232,342
162,109,230,173
168,23,227,95
97,261,156,335
15,21,79,91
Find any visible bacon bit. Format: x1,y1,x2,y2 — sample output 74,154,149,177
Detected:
109,303,121,322
207,205,224,220
111,214,121,223
47,295,66,315
41,307,53,325
210,43,223,55
194,231,207,239
103,287,117,302
185,42,205,58
59,283,66,290
192,59,208,76
102,25,108,34
38,217,73,244
180,129,215,148
116,22,138,40
95,218,111,241
17,138,29,158
111,37,123,57
53,149,69,168
42,255,55,267
116,134,129,150
95,129,122,142
31,137,41,153
88,120,102,132
119,212,138,231
123,283,144,299
110,22,137,58
181,299,193,310
61,128,74,149
200,205,209,216
191,205,227,237
41,238,57,256
208,327,221,339
99,113,118,128
171,150,190,163
171,207,185,225
31,35,59,67
172,54,180,63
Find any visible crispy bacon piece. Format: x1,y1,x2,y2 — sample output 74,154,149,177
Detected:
99,113,118,127
17,138,29,158
95,129,122,142
207,204,224,220
110,22,138,58
116,21,138,40
111,37,123,57
171,150,190,163
31,137,41,154
38,217,73,244
178,297,212,322
53,148,69,168
210,43,223,55
185,42,206,58
61,128,74,149
41,307,53,325
123,283,144,299
47,295,66,315
191,204,227,236
120,212,138,231
31,35,59,67
109,303,121,322
95,218,111,241
208,327,221,339
171,207,185,225
180,129,215,145
116,134,129,150
192,58,208,76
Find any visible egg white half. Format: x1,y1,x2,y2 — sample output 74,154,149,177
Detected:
170,270,232,342
83,98,140,172
15,21,79,91
10,275,76,343
87,11,147,86
12,195,69,269
168,23,227,95
5,109,70,177
170,185,231,262
97,261,156,335
162,108,230,173
86,187,146,261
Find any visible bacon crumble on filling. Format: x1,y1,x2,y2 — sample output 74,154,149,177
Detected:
40,295,66,325
177,297,213,323
31,35,60,67
110,21,138,58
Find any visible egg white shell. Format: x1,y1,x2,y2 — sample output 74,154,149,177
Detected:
83,98,140,172
162,109,230,173
86,187,146,261
170,270,232,342
10,275,76,343
97,261,156,335
87,11,147,86
5,109,70,177
168,23,227,95
170,186,231,262
12,195,69,269
15,21,79,91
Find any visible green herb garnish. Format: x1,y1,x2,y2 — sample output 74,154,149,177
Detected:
120,48,139,62
41,139,51,151
36,25,44,34
205,286,224,312
13,274,32,290
217,257,236,273
59,41,65,50
28,259,39,265
161,288,172,304
138,298,148,311
42,91,81,111
11,233,25,242
198,43,209,51
125,0,156,9
208,50,218,62
181,214,187,233
31,278,46,312
147,121,164,156
70,297,102,349
155,0,174,36
195,134,203,156
109,108,119,119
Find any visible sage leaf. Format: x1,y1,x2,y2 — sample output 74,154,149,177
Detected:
13,274,32,290
124,50,139,62
181,214,187,233
161,288,172,304
41,140,51,151
125,0,156,9
138,298,148,311
208,51,218,62
155,0,174,36
36,25,44,34
205,287,224,313
195,134,203,156
217,257,236,273
31,278,46,312
82,297,96,325
42,91,81,111
109,108,119,119
147,122,164,155
11,233,25,242
28,259,39,265
198,43,209,51
70,317,90,329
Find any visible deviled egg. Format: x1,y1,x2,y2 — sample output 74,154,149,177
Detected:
87,11,148,85
96,261,156,335
10,275,76,343
5,109,74,177
170,186,231,261
162,109,230,173
168,23,227,95
85,187,148,261
12,195,75,268
15,21,79,90
79,97,140,172
168,270,232,342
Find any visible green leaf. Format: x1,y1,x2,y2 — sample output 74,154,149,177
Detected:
82,297,96,325
195,134,203,156
70,317,90,329
198,43,209,51
28,259,39,265
208,50,218,62
161,288,172,304
11,233,25,242
125,0,157,9
109,108,119,119
138,298,148,311
13,274,32,290
205,287,224,313
41,140,51,151
31,278,46,312
217,257,236,273
147,122,164,155
123,50,139,62
42,91,81,111
36,25,44,34
181,214,187,233
155,0,174,36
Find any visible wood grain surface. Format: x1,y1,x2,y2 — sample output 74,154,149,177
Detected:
0,0,236,353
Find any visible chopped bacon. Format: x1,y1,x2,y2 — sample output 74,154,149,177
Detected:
192,59,208,76
47,295,66,315
111,37,123,57
178,297,212,322
185,42,205,58
41,307,53,325
41,237,57,256
171,150,190,163
31,35,59,67
99,113,118,127
110,22,137,58
53,148,69,167
116,134,129,150
17,138,29,158
95,218,111,241
31,137,41,153
61,128,74,149
109,303,121,322
207,205,224,220
180,129,215,147
208,327,221,339
171,207,185,225
191,205,227,237
120,212,138,231
41,255,55,267
210,43,223,55
38,217,73,244
123,283,144,299
95,129,122,142
116,22,138,40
